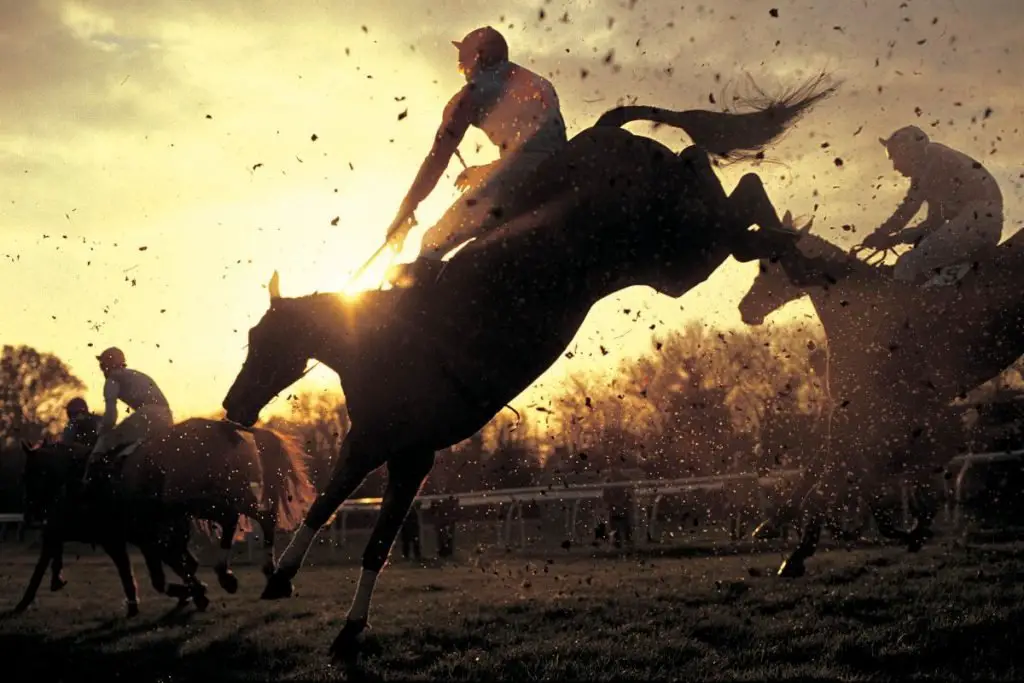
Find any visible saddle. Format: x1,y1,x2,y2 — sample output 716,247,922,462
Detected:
385,258,448,288
86,438,156,504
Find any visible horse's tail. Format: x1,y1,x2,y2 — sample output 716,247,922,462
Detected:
252,428,316,531
593,71,839,162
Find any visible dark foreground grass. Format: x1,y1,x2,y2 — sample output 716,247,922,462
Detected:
1,540,1023,682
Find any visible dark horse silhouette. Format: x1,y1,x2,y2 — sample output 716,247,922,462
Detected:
15,441,209,615
107,418,316,595
222,75,838,662
738,225,1024,576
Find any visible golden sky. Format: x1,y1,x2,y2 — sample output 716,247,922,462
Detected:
2,0,1022,422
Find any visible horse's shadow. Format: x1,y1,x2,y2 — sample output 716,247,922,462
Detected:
2,610,303,682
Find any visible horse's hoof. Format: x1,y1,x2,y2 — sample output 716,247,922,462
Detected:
328,619,369,666
777,558,806,578
192,588,210,612
50,575,68,592
216,569,239,595
126,602,140,618
261,571,295,600
165,583,190,600
13,600,30,614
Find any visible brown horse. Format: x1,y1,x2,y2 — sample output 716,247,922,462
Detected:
113,417,316,593
738,224,1024,575
15,441,207,616
222,75,837,663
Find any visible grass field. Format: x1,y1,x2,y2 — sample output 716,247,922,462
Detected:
2,535,1023,682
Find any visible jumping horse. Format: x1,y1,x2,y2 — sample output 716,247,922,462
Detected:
222,73,839,662
738,223,1024,575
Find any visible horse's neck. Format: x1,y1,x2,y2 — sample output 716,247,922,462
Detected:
799,234,863,275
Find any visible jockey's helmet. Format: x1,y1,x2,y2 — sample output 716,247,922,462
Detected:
97,346,127,372
879,125,929,157
66,397,89,418
453,26,509,76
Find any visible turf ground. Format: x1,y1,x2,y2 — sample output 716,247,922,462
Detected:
1,530,1023,682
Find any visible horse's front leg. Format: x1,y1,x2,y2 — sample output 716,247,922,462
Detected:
101,541,141,617
777,483,831,578
49,540,67,592
264,433,387,600
330,451,434,666
162,545,210,612
905,482,938,552
254,507,278,578
13,528,59,613
156,514,208,609
213,513,241,594
139,544,168,596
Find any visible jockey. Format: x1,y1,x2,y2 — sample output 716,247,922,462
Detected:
61,397,103,450
384,26,568,266
861,125,1003,284
83,347,174,481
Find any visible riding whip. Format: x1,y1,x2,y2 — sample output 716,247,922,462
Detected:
346,147,466,289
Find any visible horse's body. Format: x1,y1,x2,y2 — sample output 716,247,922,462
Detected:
15,441,207,616
115,418,316,592
222,77,837,662
738,228,1024,574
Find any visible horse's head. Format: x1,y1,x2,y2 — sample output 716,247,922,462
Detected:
737,253,806,326
738,224,850,325
21,440,80,526
222,271,320,427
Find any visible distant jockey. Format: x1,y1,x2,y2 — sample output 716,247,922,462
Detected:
861,125,1003,284
83,347,174,483
384,26,568,265
61,397,103,449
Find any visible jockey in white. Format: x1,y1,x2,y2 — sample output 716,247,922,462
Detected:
861,125,1004,284
84,347,174,480
384,26,568,263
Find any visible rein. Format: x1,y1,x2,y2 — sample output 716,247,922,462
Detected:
222,360,322,432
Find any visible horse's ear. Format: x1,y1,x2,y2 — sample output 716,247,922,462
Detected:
799,218,814,237
268,271,281,301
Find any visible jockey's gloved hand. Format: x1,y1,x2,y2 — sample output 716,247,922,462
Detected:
860,230,896,250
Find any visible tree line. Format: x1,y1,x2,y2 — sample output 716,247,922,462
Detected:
5,322,1010,511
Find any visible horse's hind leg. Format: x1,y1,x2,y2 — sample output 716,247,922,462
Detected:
330,450,434,664
264,433,388,599
213,513,241,594
101,541,141,617
728,173,788,234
